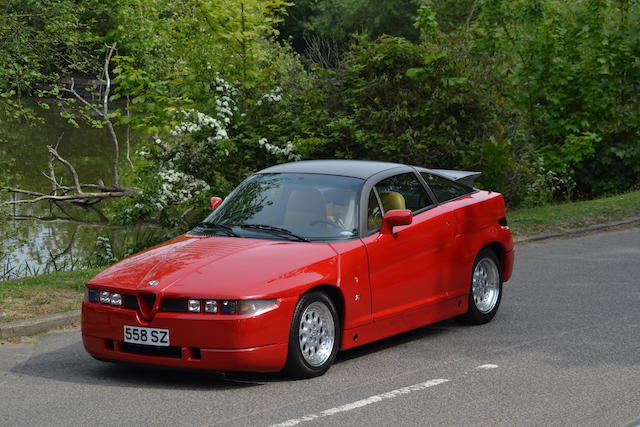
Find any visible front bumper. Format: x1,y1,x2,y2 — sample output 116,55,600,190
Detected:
81,296,297,372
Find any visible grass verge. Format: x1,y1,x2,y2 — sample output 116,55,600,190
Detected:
0,269,100,323
508,190,640,237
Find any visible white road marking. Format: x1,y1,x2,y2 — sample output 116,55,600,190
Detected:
475,364,499,370
271,364,501,427
271,379,449,427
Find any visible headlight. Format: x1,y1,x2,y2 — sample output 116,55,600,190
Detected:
87,288,125,306
204,300,218,313
237,299,277,314
99,291,111,304
110,293,122,306
221,300,236,314
187,299,201,312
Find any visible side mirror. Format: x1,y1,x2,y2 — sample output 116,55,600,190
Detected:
381,209,412,236
209,197,223,211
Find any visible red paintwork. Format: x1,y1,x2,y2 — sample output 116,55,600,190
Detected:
82,189,514,372
380,209,413,235
209,196,223,210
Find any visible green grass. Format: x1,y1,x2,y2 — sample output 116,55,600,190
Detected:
509,190,640,237
0,269,100,323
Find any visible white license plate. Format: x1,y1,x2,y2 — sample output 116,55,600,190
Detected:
123,325,170,346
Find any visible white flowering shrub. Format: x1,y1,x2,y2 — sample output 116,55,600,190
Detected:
258,138,301,162
256,87,283,105
116,75,305,225
170,110,229,142
94,236,117,266
117,166,210,225
169,77,237,148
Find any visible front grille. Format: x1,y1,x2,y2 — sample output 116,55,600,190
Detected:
120,342,182,358
123,295,138,309
160,298,188,313
121,293,191,313
140,293,156,310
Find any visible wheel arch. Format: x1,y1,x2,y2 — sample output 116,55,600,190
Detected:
480,241,509,280
302,284,345,325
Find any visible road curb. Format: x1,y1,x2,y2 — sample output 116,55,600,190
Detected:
0,310,80,340
514,216,640,243
2,216,639,340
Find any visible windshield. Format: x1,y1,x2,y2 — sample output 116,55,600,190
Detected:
202,173,363,240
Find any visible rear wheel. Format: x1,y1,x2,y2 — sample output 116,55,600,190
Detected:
459,248,502,325
284,291,340,378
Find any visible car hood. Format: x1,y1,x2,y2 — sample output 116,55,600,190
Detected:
88,234,339,299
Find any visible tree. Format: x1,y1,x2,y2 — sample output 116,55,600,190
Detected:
475,0,640,197
277,0,422,54
0,0,109,121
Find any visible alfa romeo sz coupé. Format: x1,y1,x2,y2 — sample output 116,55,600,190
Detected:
82,160,514,378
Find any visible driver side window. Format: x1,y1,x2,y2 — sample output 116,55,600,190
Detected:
374,173,433,213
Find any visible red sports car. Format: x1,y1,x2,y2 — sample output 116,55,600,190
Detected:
82,160,514,378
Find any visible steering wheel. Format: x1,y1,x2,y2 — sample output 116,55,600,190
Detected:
310,219,340,228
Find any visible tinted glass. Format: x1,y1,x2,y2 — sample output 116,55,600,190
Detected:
367,190,383,231
420,172,472,203
374,173,433,213
204,173,362,240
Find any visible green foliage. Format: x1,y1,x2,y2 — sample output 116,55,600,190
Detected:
3,0,640,229
278,0,421,52
0,0,109,120
237,34,531,204
475,0,640,197
112,0,290,93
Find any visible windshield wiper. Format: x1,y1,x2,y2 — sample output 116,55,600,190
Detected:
239,224,309,242
196,222,239,237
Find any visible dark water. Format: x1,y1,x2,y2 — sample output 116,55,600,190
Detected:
0,101,169,280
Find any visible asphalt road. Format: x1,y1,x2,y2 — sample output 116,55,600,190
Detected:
1,227,639,426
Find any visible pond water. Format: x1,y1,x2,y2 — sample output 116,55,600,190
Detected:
0,101,172,280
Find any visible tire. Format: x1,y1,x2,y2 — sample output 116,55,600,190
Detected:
284,291,340,379
459,247,503,325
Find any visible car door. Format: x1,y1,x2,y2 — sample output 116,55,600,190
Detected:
419,172,477,297
361,172,455,322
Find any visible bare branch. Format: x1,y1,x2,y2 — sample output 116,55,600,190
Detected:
1,188,136,206
125,95,133,168
103,42,116,117
4,42,137,217
47,145,81,193
58,183,124,192
2,215,160,229
103,43,121,186
466,1,478,33
46,133,64,194
55,42,121,188
59,79,103,117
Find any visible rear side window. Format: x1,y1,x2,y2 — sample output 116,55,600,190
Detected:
420,172,472,203
374,173,433,213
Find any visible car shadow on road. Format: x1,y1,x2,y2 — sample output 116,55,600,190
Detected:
10,339,275,389
335,319,459,364
11,319,462,389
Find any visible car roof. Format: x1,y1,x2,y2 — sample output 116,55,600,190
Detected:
257,160,410,180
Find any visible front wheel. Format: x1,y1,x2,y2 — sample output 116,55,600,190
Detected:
459,248,503,325
284,291,340,378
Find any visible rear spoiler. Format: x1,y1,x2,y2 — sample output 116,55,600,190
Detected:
431,169,482,188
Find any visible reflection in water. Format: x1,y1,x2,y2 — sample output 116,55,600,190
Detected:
0,100,171,280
